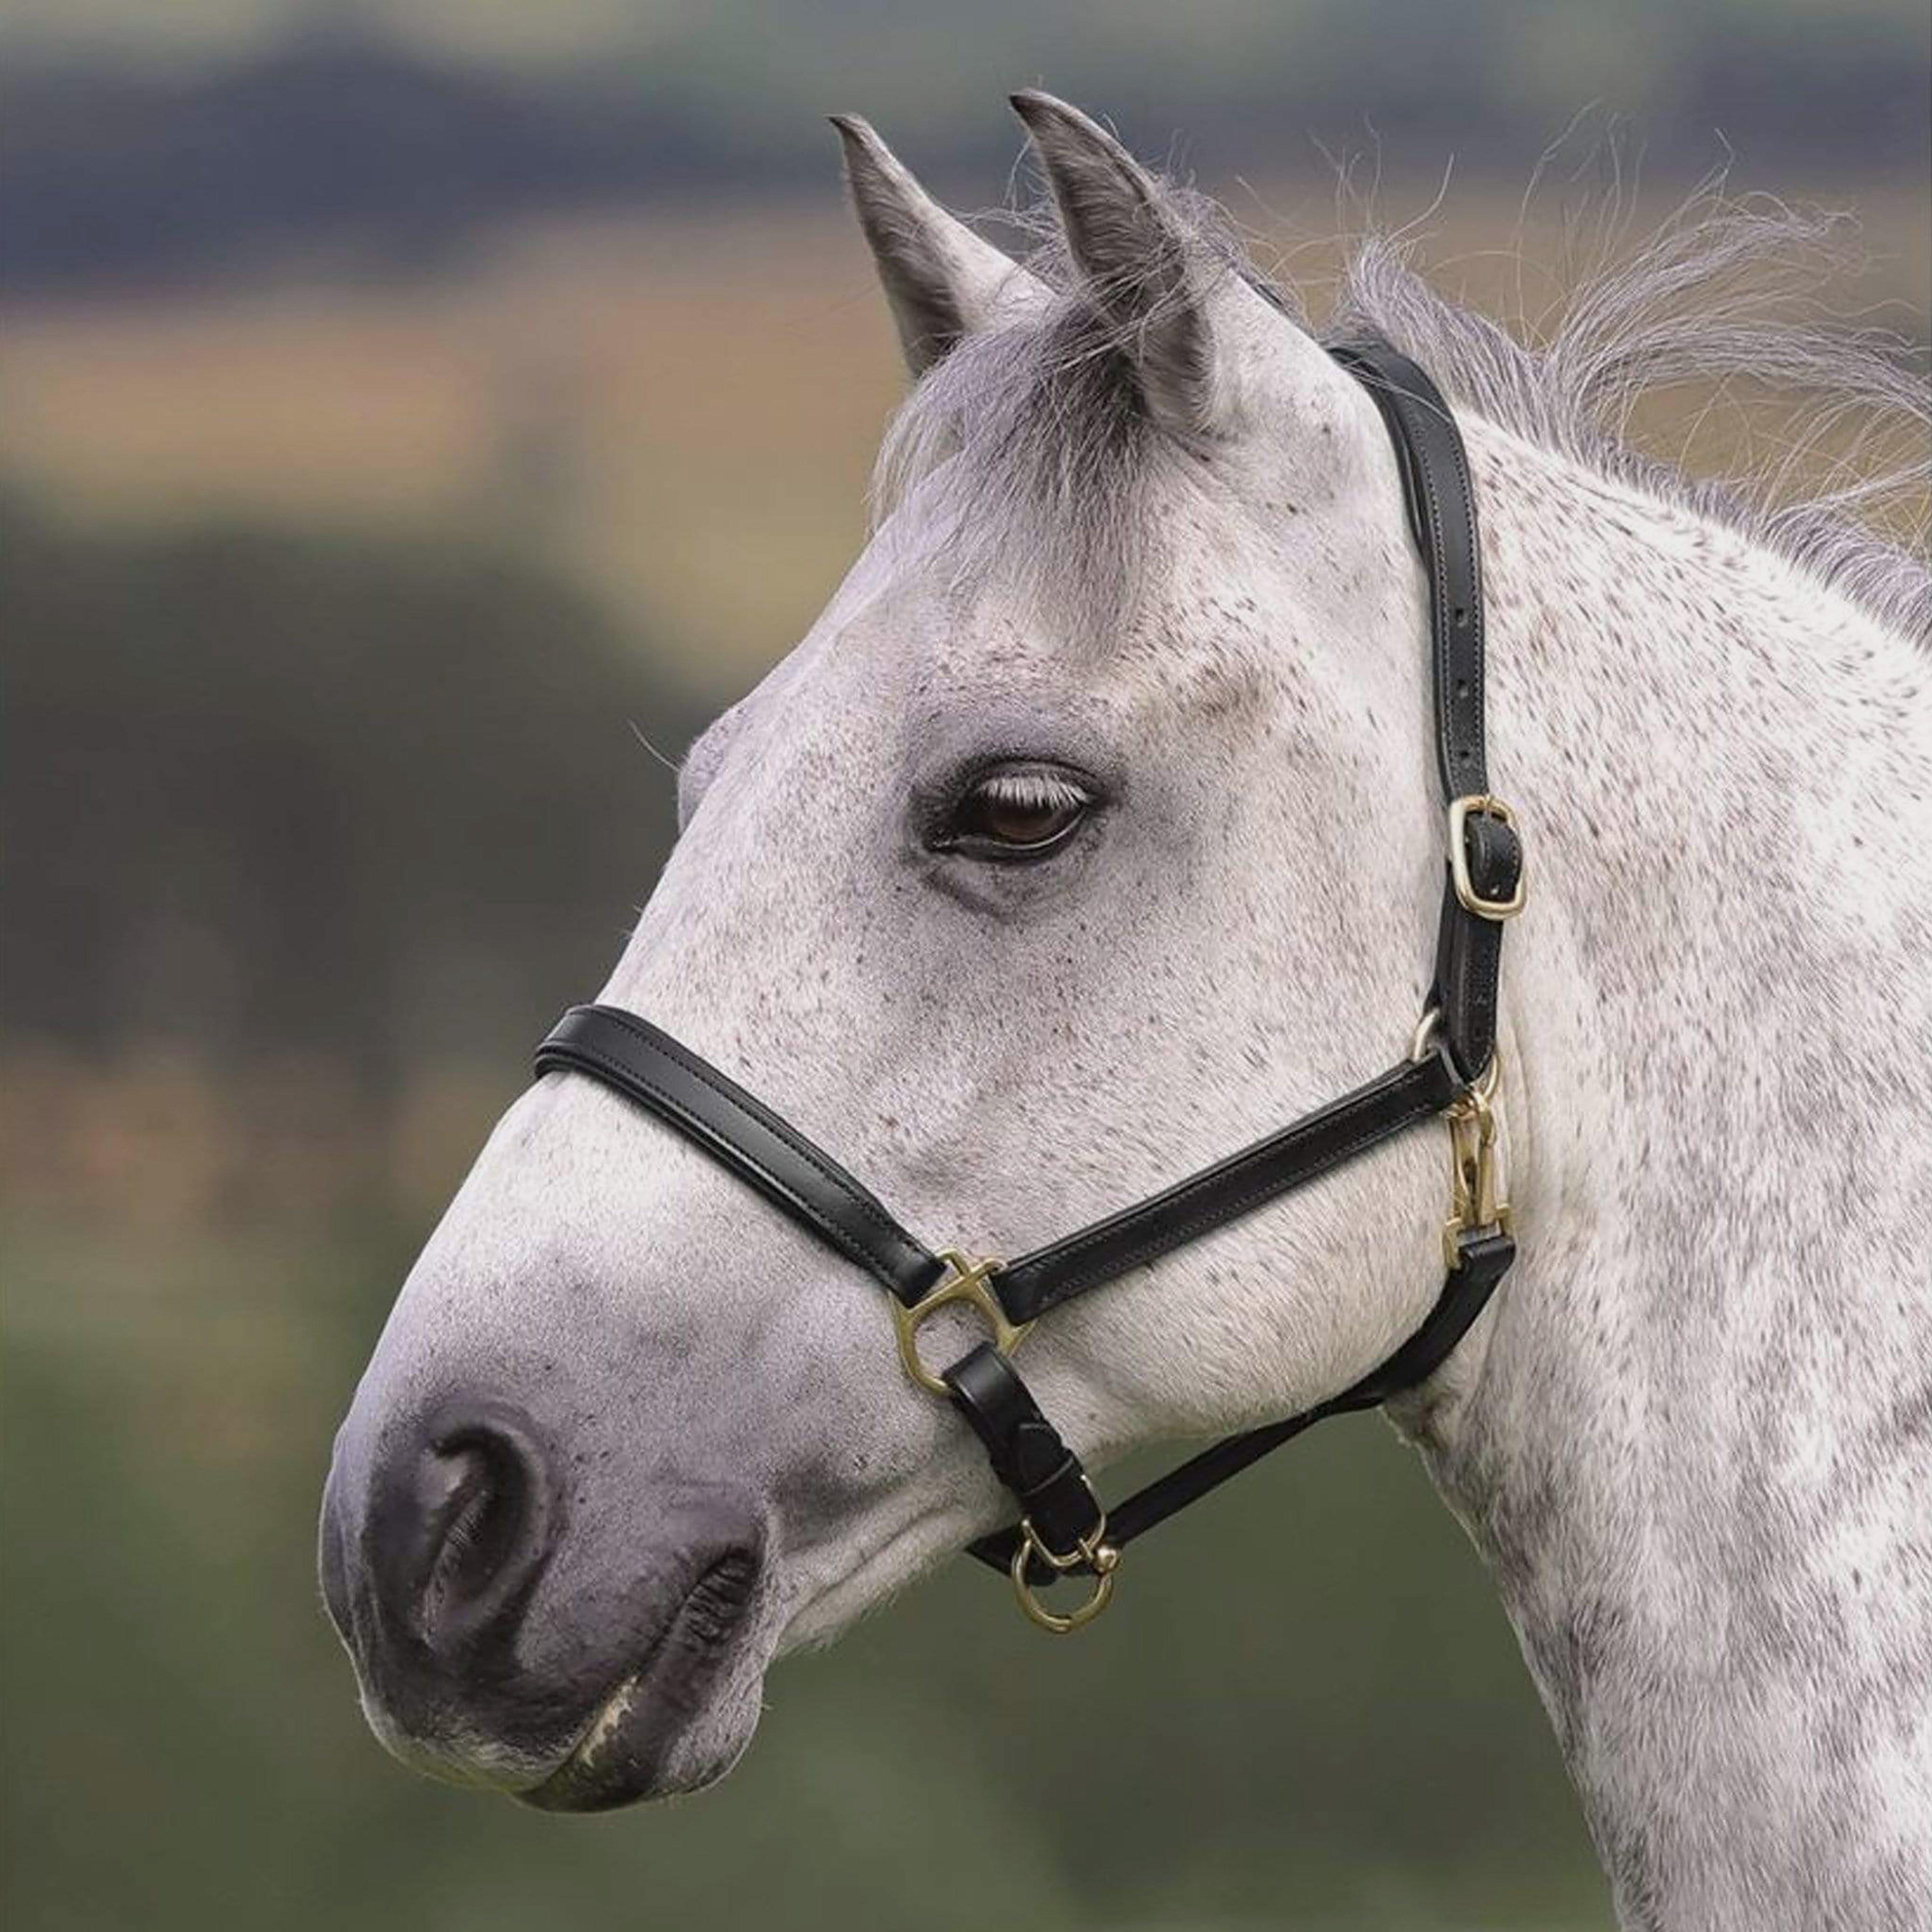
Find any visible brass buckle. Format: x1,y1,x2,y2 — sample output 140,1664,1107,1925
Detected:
1009,1513,1120,1635
891,1249,1030,1396
1448,795,1526,921
1441,1051,1513,1270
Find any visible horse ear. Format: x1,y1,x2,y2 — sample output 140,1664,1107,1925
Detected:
831,115,1048,377
1010,90,1250,443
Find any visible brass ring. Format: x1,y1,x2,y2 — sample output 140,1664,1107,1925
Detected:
1416,1010,1503,1112
1472,1047,1502,1105
1009,1523,1120,1634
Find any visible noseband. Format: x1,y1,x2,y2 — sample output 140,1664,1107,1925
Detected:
534,339,1526,1633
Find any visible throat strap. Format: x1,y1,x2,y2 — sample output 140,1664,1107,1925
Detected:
964,1228,1516,1580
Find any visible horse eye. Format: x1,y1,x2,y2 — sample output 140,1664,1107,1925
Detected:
940,765,1094,861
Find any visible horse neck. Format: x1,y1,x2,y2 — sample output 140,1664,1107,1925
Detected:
1412,425,1932,1929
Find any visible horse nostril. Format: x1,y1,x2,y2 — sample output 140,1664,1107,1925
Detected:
418,1435,528,1633
364,1405,560,1658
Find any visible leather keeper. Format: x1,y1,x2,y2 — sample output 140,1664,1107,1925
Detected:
942,1344,1104,1569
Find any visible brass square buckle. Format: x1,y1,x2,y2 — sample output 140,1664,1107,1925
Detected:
891,1249,1030,1396
1448,794,1526,921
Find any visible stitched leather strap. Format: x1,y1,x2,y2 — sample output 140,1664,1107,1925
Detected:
537,1004,1463,1328
534,1005,946,1307
994,1049,1463,1322
1330,338,1488,800
1332,337,1522,1081
1430,815,1521,1080
534,1003,1511,1587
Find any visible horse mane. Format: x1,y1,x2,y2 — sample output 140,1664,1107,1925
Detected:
876,178,1931,644
1329,194,1931,643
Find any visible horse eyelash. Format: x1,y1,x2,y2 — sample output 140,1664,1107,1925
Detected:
970,768,1092,812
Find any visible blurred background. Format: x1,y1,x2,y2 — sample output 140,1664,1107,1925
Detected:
2,4,1926,1930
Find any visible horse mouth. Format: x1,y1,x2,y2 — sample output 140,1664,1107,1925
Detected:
519,1549,761,1813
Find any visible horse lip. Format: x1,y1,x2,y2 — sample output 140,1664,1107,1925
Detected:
517,1547,760,1813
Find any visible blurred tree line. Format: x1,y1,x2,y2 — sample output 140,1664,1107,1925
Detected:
5,0,1928,293
2,495,699,1077
0,497,706,1231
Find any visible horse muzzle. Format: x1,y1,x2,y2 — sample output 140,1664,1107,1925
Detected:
319,1395,768,1809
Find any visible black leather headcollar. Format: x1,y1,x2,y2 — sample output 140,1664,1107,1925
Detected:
533,337,1525,1630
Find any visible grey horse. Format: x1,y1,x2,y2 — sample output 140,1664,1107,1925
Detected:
322,92,1932,1930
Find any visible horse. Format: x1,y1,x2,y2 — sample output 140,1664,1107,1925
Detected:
320,92,1932,1929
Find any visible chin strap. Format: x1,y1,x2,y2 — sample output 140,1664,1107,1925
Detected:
530,333,1525,1634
